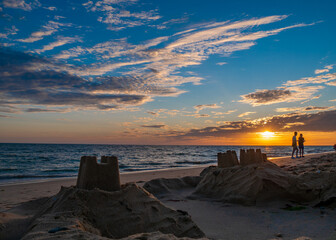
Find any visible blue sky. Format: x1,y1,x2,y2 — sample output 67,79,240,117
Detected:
0,0,335,144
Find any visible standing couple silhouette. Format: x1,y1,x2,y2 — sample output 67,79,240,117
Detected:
292,131,305,159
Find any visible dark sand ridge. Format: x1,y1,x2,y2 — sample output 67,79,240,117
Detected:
22,183,205,240
1,152,336,240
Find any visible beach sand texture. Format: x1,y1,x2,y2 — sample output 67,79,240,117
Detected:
0,152,336,239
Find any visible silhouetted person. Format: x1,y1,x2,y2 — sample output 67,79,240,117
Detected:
298,133,305,157
291,132,298,159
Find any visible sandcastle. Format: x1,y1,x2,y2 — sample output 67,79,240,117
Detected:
76,155,121,191
217,149,267,168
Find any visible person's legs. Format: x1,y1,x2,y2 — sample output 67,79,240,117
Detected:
295,147,298,158
302,146,304,157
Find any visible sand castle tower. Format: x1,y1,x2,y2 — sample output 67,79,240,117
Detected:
239,149,268,166
217,150,239,168
76,156,121,191
218,149,268,168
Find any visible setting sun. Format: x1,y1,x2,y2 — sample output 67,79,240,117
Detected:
260,131,275,139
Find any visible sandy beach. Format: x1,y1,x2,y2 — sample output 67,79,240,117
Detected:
1,151,336,240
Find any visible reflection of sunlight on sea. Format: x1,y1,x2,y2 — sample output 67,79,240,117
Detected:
0,143,332,184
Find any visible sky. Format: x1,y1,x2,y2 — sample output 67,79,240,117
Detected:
0,0,335,145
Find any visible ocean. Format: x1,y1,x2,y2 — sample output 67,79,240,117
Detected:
0,143,333,185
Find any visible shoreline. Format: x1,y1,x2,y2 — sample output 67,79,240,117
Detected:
0,151,334,211
1,151,334,187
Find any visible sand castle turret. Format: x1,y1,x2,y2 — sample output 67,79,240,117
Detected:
76,156,121,191
218,149,268,168
217,150,239,168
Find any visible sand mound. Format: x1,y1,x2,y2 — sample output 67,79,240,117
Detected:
142,154,336,207
298,171,336,207
22,183,205,239
191,161,305,205
143,176,201,196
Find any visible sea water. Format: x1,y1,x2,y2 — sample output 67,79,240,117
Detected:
0,143,332,184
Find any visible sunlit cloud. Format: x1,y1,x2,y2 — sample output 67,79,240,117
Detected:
276,106,335,112
238,111,256,117
300,94,321,104
315,64,334,74
326,80,336,86
282,122,305,129
284,73,336,86
172,110,336,139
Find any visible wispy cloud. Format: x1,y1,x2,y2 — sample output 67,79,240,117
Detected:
0,26,18,39
194,104,221,113
35,37,81,54
141,124,166,129
282,122,305,129
44,6,56,11
240,89,292,106
17,21,71,43
154,16,189,30
2,0,40,11
238,111,256,117
83,0,160,31
1,15,316,113
147,111,158,116
240,70,335,106
326,80,336,86
276,106,335,112
284,73,336,86
315,64,334,74
24,107,69,113
56,15,313,94
212,109,237,115
184,113,211,118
